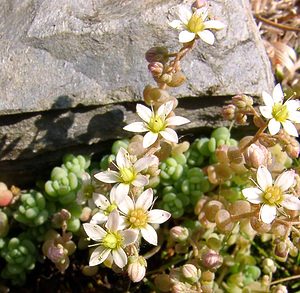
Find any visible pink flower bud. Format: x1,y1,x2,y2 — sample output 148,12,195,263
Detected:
170,226,189,242
127,256,147,283
182,264,199,283
243,142,270,168
201,249,223,271
148,62,164,77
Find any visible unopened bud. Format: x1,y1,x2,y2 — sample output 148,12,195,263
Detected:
182,264,200,283
48,243,66,263
285,139,300,159
148,62,164,77
145,46,169,64
127,256,147,283
192,0,207,9
262,258,276,274
227,146,244,164
167,71,186,87
232,95,253,109
170,226,189,242
235,112,247,124
271,284,288,293
215,145,229,163
222,104,236,121
274,241,289,262
243,142,270,168
159,73,173,84
201,249,223,271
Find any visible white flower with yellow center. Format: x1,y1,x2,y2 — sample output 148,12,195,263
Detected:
259,83,300,137
90,185,123,225
83,210,138,268
94,147,158,197
242,165,300,224
119,188,171,245
123,101,190,148
169,5,225,44
77,172,98,208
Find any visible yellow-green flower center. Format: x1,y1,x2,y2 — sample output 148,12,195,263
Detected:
272,103,289,122
102,231,123,250
187,13,205,33
148,114,166,133
104,203,117,216
128,208,148,229
119,167,136,183
83,184,95,199
263,186,283,206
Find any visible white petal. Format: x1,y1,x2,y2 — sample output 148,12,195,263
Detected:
136,188,153,210
242,188,263,204
93,193,109,208
121,229,138,245
157,101,174,117
197,30,215,45
166,116,190,126
83,223,106,241
136,104,152,123
268,118,281,135
178,5,193,25
169,19,184,29
90,212,107,225
259,106,273,119
282,120,298,137
143,132,158,148
179,30,196,43
257,165,272,191
262,91,274,107
116,147,130,169
116,182,130,197
105,209,120,232
123,122,147,133
148,209,171,224
81,172,91,184
112,248,127,268
272,84,284,103
286,100,300,113
288,109,300,123
274,170,295,192
94,171,119,183
134,155,158,173
109,185,119,203
76,191,86,205
160,128,178,143
118,195,134,214
132,174,149,187
282,194,300,211
89,246,110,266
204,20,225,30
260,204,276,224
141,224,158,246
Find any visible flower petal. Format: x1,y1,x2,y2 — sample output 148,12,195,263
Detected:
259,106,273,119
136,104,152,123
112,248,127,268
204,20,225,30
268,118,281,135
260,204,276,224
262,91,274,107
178,5,193,25
257,165,272,190
136,188,153,210
272,84,284,103
282,194,300,211
89,246,110,266
160,128,178,143
90,212,108,225
121,229,139,245
134,155,158,173
242,187,262,204
132,174,149,187
157,101,174,117
116,182,130,197
105,209,120,232
274,169,295,192
148,209,171,224
282,120,298,137
288,109,300,123
93,193,109,209
143,132,158,148
83,223,106,241
179,30,196,43
123,122,147,133
198,30,215,45
94,171,119,183
141,224,158,246
116,147,130,169
166,116,190,126
169,19,184,30
118,195,134,214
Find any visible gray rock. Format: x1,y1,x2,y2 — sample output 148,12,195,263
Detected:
0,0,273,185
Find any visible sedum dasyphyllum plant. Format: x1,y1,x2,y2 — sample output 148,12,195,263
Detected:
0,0,300,292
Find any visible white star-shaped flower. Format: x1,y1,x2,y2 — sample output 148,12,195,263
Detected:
259,83,300,137
119,188,171,245
169,5,225,44
76,172,99,208
242,165,300,224
123,101,190,148
83,210,138,268
94,147,158,197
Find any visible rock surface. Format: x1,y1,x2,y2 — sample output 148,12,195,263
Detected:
0,0,273,186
